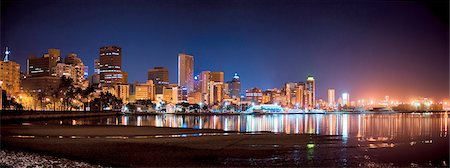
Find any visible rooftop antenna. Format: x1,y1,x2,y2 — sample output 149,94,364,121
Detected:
3,47,10,62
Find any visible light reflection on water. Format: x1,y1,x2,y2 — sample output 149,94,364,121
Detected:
26,112,449,166
61,112,448,141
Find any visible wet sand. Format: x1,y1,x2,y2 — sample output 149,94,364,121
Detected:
1,125,361,167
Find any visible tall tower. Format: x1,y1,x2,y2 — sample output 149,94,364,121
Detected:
306,75,315,109
148,67,169,94
342,92,350,106
229,73,241,99
99,46,127,87
328,88,335,107
178,53,194,93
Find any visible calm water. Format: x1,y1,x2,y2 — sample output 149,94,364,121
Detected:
40,112,450,166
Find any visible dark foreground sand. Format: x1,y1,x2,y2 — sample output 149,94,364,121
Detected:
1,125,375,167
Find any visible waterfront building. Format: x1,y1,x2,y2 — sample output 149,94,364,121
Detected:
98,46,128,87
223,82,230,98
64,53,86,88
285,82,297,107
245,87,263,105
328,88,336,107
188,91,202,104
178,53,194,93
130,80,155,101
209,82,223,105
193,74,201,93
342,92,350,106
52,53,87,88
163,84,178,104
199,71,211,104
228,73,241,99
178,86,188,102
114,83,130,104
27,56,51,77
305,76,315,109
27,48,61,77
296,83,305,108
210,72,224,83
0,47,20,96
148,67,169,94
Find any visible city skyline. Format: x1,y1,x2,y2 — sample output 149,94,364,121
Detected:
1,0,448,100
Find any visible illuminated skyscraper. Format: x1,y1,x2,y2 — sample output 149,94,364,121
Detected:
99,46,128,87
296,82,305,108
208,72,224,104
0,47,20,96
178,53,194,93
328,88,336,107
246,87,263,105
148,67,169,94
229,73,241,99
305,75,315,108
342,92,350,106
210,72,224,83
200,71,211,104
285,82,297,107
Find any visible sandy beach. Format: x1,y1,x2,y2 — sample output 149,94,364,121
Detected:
1,124,361,167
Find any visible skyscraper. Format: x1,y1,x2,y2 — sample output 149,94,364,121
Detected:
229,73,241,99
27,48,60,77
99,46,127,87
328,89,335,107
245,87,263,105
208,72,224,104
178,53,194,93
210,72,224,83
148,67,169,94
296,82,305,108
285,82,297,107
342,92,350,106
0,47,20,96
305,75,315,109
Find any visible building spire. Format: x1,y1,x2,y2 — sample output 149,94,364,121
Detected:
3,47,10,62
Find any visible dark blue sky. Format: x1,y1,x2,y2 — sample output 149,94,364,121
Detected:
1,0,448,100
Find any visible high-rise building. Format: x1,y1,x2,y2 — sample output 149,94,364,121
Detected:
228,73,241,99
328,89,336,107
178,53,194,93
130,80,155,101
0,47,20,96
27,48,62,77
245,87,263,105
210,72,224,83
305,76,315,109
94,59,100,74
163,84,178,104
342,92,350,106
114,83,130,104
28,56,51,77
148,67,169,94
200,71,211,95
285,82,297,107
63,53,86,88
208,72,224,104
99,46,127,87
295,83,305,108
193,74,201,93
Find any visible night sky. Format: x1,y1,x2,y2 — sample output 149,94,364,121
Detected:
1,0,448,100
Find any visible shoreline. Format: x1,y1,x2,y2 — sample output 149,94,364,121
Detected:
1,123,447,167
1,124,354,167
